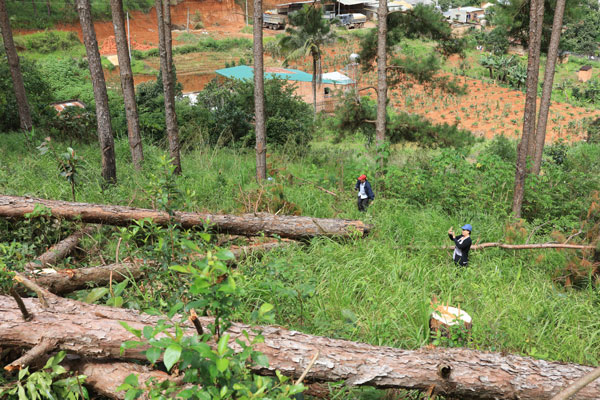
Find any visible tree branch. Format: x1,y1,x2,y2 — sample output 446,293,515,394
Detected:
4,337,58,371
551,366,600,400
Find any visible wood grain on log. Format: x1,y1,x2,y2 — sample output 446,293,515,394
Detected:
0,195,369,240
1,295,599,399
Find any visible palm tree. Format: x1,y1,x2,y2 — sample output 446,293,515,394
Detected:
279,4,336,116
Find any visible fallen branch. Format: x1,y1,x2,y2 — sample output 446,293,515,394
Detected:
290,175,338,197
1,295,599,399
0,195,369,240
28,240,292,295
4,337,57,371
551,366,600,400
443,242,596,251
23,226,94,272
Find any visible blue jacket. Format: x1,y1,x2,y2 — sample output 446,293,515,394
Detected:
355,180,375,200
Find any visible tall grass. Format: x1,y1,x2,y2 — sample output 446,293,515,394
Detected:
1,131,600,370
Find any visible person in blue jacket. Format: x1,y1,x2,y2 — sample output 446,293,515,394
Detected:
355,174,374,212
448,224,472,266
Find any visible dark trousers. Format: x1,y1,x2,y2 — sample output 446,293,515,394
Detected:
357,197,370,212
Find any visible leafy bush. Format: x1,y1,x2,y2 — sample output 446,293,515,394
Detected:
331,92,476,148
13,31,81,54
0,54,53,132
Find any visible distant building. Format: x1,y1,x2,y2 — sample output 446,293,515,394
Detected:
578,65,593,82
215,65,354,112
51,100,86,114
443,6,484,23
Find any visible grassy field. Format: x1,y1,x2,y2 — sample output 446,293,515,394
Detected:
1,130,600,377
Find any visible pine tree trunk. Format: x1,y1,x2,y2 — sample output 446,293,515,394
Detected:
163,0,173,71
0,0,33,131
511,0,543,217
0,195,371,240
3,295,600,399
375,0,387,178
110,0,143,170
525,0,545,161
155,0,181,174
312,54,318,116
532,0,566,176
253,0,267,181
77,0,117,184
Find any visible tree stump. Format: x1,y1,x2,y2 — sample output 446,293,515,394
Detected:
429,303,472,340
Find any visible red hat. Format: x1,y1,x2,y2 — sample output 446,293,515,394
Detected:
358,174,367,181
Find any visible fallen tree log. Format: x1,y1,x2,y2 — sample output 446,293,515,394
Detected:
1,295,599,399
23,226,94,272
443,242,596,251
28,240,293,295
0,195,369,240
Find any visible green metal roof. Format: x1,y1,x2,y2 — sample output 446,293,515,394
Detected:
215,65,338,84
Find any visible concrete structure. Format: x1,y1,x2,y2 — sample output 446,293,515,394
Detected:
214,65,355,112
578,65,593,82
443,6,484,23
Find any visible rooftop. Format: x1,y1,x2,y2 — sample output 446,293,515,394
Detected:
215,65,354,85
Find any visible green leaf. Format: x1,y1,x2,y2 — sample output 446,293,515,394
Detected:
119,322,142,338
258,302,274,316
252,352,269,367
113,280,129,296
84,287,109,304
215,249,235,261
18,367,29,381
146,347,161,364
215,358,229,372
124,373,139,387
217,334,230,356
169,265,192,274
163,344,182,371
143,326,154,340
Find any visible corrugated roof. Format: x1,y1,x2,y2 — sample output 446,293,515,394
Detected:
338,0,370,5
215,65,339,84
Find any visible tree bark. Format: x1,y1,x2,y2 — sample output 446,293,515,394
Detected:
375,0,387,178
77,0,117,184
253,0,267,181
511,0,544,217
23,226,93,272
531,0,566,176
27,240,292,295
110,0,144,170
155,0,181,174
64,360,184,400
0,195,370,239
1,295,600,399
163,0,173,70
0,0,33,131
312,53,318,116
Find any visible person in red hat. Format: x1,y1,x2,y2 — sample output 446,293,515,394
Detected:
355,174,374,211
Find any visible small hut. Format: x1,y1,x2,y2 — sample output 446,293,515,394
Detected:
578,65,593,82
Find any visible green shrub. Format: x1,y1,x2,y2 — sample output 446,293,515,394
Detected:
0,54,53,132
14,31,81,54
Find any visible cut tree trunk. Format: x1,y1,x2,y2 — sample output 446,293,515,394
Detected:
28,240,292,295
24,226,94,272
1,295,600,399
0,195,370,239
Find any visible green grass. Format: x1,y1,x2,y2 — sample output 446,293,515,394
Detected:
1,131,600,369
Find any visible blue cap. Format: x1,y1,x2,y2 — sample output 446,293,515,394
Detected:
461,224,472,232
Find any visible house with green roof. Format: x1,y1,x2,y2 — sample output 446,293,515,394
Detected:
215,65,355,112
